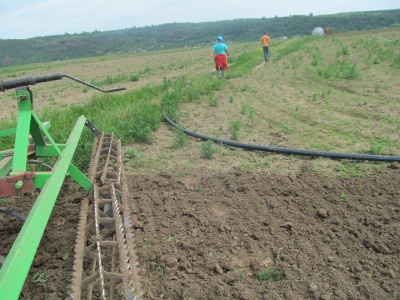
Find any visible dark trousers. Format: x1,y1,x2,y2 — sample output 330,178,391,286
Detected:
263,46,269,60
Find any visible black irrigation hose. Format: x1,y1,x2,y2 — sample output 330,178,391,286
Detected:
163,110,400,162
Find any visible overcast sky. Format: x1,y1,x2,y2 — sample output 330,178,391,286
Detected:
0,0,398,39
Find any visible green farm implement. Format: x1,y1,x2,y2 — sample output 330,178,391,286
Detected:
0,74,142,299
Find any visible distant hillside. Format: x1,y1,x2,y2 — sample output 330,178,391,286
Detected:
0,9,399,68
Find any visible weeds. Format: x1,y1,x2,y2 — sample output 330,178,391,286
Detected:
255,267,281,282
317,59,358,79
130,74,139,82
201,140,219,159
125,147,145,166
282,123,293,134
31,272,47,286
337,161,361,177
156,264,166,276
229,120,241,140
342,46,349,56
241,83,250,92
392,54,400,68
369,140,386,155
172,125,188,149
91,74,129,86
140,237,151,248
248,107,255,122
0,198,10,205
208,94,218,107
241,104,249,114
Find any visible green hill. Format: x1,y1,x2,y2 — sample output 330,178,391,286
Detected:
0,9,399,67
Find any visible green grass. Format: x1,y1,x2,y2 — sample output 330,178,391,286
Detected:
1,29,399,174
125,147,145,167
255,267,282,282
171,125,188,149
201,140,219,159
229,120,241,141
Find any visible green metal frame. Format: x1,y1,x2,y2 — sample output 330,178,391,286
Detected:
0,88,94,299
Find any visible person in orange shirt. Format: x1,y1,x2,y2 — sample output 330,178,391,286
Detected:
261,32,271,62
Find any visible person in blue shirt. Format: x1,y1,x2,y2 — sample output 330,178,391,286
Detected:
209,36,230,78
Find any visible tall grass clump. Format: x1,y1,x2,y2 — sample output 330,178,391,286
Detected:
161,89,183,121
274,37,313,61
199,77,224,94
317,59,358,79
229,120,241,140
31,83,166,170
311,50,322,66
0,116,17,150
91,74,129,86
117,102,161,144
124,147,145,167
172,125,188,149
201,140,219,159
255,267,282,282
392,54,400,68
228,49,266,78
317,65,336,79
369,139,386,155
130,74,139,82
338,59,358,79
208,94,218,107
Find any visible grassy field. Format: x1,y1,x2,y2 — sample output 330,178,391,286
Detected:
1,27,399,175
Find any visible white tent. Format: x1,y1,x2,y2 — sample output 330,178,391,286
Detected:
312,27,324,36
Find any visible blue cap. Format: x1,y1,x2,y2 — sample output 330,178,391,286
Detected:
217,36,223,41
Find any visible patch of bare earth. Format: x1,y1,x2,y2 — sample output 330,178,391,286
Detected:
127,163,400,300
2,157,399,299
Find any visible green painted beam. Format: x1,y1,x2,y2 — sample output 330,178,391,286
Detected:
33,165,92,191
68,164,93,191
30,114,47,147
0,115,92,299
10,110,31,174
31,113,62,156
32,172,52,188
0,128,16,137
9,89,33,175
35,144,67,157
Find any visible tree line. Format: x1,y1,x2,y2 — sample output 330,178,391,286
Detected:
0,9,399,68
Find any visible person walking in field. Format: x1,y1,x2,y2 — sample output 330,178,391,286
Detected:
261,32,271,61
209,36,230,78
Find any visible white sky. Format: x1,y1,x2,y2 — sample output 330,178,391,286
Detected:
0,0,399,39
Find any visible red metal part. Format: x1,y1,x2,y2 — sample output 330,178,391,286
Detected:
0,172,36,197
27,144,36,158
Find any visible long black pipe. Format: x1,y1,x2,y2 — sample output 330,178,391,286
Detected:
163,110,400,162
